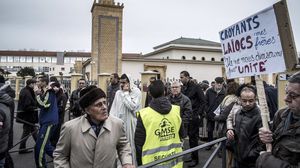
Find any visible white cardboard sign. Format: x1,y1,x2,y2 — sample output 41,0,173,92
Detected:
219,6,286,79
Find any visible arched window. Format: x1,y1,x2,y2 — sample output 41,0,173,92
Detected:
211,57,215,61
166,56,169,59
182,56,186,60
221,58,224,62
192,56,196,60
201,57,205,61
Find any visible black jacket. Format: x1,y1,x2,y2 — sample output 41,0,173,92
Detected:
167,93,192,124
16,86,38,124
134,96,186,166
181,80,206,119
56,89,68,124
0,92,13,160
107,83,119,112
205,87,225,121
232,106,264,167
69,88,83,117
256,108,300,167
264,83,278,121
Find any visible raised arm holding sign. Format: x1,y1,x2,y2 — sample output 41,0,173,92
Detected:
219,0,298,156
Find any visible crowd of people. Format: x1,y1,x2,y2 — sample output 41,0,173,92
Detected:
0,70,299,168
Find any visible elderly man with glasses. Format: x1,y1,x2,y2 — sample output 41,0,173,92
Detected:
54,85,134,168
256,71,300,168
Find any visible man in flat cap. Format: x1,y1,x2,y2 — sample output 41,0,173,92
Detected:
54,85,134,168
16,78,38,154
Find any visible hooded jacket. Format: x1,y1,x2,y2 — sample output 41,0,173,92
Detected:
134,97,186,165
0,92,13,160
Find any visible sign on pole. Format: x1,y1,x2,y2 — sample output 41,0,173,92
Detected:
219,0,298,152
219,0,298,79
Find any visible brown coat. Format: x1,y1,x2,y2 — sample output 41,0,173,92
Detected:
53,114,132,168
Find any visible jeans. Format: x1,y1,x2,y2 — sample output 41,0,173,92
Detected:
0,158,5,168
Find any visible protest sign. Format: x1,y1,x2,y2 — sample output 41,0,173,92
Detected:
219,3,296,79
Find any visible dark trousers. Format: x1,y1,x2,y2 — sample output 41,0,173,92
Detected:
188,119,200,162
207,120,215,142
19,123,38,149
35,124,56,168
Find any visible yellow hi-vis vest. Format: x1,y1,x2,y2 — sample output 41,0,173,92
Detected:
139,105,183,168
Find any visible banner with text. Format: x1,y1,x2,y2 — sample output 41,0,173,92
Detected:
219,6,286,79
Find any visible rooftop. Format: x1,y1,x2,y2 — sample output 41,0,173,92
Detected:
153,37,221,50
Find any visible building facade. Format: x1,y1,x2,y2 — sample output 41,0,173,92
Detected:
0,50,90,76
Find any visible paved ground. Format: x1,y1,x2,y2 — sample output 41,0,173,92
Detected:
10,104,223,168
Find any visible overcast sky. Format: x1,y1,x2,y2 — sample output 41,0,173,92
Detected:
0,0,299,54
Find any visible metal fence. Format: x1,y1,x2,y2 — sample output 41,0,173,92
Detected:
138,137,227,168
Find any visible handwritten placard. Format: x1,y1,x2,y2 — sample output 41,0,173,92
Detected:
219,6,286,79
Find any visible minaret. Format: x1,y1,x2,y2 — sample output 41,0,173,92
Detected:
91,0,124,80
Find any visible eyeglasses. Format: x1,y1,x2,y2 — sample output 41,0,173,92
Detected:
285,91,300,100
79,82,85,85
92,101,107,108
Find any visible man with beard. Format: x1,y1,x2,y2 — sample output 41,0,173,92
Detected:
179,71,206,167
107,73,120,112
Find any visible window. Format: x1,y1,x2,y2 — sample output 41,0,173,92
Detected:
7,56,13,62
26,56,32,63
46,57,51,63
166,56,169,59
43,67,49,72
201,57,205,61
182,56,186,60
52,57,57,63
40,57,45,63
0,56,7,62
64,57,70,64
211,58,215,61
70,57,76,64
12,66,21,72
61,67,65,71
20,56,26,62
192,56,196,60
14,56,20,62
33,57,39,63
221,58,224,62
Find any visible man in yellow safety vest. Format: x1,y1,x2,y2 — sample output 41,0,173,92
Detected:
135,80,186,167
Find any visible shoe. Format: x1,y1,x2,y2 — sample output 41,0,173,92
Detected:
18,149,33,154
205,146,212,150
188,160,199,167
184,159,193,163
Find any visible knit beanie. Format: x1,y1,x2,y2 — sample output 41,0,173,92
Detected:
79,85,106,109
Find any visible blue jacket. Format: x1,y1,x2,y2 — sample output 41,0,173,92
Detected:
37,89,58,125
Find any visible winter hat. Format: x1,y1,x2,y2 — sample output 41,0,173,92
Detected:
79,85,106,109
214,77,224,84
